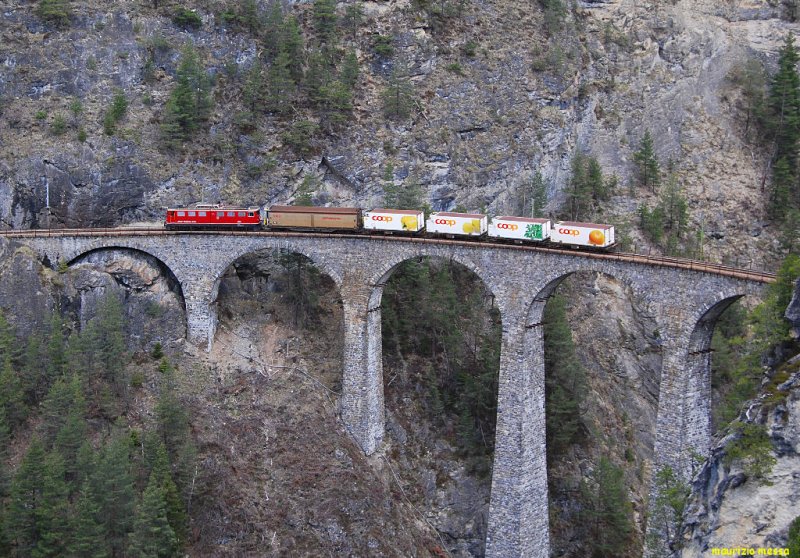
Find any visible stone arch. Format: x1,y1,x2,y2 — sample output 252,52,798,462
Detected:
207,242,342,341
210,240,345,312
366,246,499,312
68,245,187,315
680,291,747,462
516,265,661,557
370,249,503,552
524,263,645,326
365,248,502,398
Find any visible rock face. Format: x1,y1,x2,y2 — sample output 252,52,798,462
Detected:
680,374,800,554
0,0,795,268
549,273,663,555
787,278,800,338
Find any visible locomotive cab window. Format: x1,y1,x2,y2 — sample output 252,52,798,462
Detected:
248,212,254,217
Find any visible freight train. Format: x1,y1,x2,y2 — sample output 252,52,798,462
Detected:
164,204,616,249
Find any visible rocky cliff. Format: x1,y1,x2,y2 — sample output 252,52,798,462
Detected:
788,278,800,337
680,365,800,555
0,0,797,266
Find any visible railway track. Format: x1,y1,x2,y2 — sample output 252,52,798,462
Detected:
0,227,777,284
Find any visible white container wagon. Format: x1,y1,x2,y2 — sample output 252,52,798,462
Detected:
363,209,425,232
488,216,552,242
550,221,615,248
426,212,488,236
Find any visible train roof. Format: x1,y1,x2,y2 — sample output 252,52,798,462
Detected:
556,220,614,229
432,211,487,218
493,216,550,223
269,205,361,214
366,208,425,214
166,205,260,211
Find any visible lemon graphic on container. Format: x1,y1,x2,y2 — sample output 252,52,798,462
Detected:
471,219,481,233
401,216,417,230
462,221,474,233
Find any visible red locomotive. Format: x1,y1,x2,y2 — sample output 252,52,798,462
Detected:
165,204,261,230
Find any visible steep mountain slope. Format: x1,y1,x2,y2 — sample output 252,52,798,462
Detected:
0,0,796,266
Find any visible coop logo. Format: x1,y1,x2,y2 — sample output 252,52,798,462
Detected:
558,228,580,236
497,223,519,231
435,218,457,226
371,215,393,222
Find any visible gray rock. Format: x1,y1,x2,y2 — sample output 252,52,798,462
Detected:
786,277,800,338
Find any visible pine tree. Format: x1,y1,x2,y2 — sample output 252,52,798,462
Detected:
74,440,96,489
161,45,213,149
648,465,689,548
149,440,187,545
279,15,304,81
34,451,70,557
95,294,127,396
767,34,800,188
564,151,591,220
381,64,415,121
262,2,284,58
788,515,800,557
8,437,47,554
584,456,633,556
0,353,26,431
764,33,800,221
318,80,352,129
660,175,689,246
155,364,196,500
543,294,586,456
40,373,84,446
0,412,9,497
65,324,98,388
304,49,334,107
94,426,135,556
68,480,110,558
266,51,295,115
0,311,25,430
127,472,179,558
519,171,548,218
340,50,360,90
770,156,795,220
313,0,338,44
54,376,88,479
633,130,661,193
243,58,266,112
22,331,46,405
342,3,363,42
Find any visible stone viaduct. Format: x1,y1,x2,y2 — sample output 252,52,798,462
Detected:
8,230,771,557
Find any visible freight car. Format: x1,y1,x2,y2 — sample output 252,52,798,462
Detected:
164,204,616,251
267,206,361,230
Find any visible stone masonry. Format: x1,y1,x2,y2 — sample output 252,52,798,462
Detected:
13,231,768,558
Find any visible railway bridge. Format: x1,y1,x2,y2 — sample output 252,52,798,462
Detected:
1,228,775,558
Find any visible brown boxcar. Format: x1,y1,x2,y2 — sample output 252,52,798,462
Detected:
267,206,361,230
